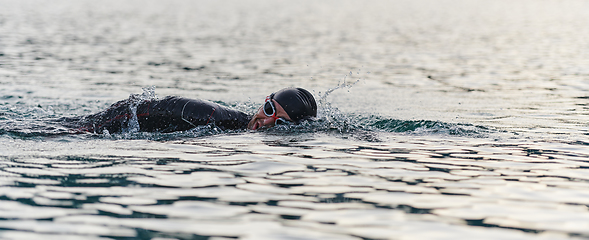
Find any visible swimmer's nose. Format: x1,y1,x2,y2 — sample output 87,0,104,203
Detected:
262,117,275,127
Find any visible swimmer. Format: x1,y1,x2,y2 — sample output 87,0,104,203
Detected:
69,87,317,133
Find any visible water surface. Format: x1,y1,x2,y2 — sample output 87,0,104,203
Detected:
1,0,589,239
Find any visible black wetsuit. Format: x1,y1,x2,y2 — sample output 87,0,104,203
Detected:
71,97,250,134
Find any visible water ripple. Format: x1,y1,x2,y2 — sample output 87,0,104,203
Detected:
3,0,589,239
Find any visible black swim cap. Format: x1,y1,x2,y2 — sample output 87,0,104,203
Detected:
271,87,317,123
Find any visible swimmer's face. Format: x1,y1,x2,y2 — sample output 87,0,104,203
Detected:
247,99,292,130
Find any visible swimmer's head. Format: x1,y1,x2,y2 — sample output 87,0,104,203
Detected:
247,87,317,130
271,87,317,123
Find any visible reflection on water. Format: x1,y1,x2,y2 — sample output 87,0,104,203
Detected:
2,134,589,239
2,0,589,239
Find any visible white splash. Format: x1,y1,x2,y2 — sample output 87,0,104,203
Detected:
124,86,159,133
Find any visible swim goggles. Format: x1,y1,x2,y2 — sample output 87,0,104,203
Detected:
264,95,290,125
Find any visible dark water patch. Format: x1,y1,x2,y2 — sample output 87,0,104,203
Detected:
394,204,432,215
279,214,301,220
568,140,589,146
319,194,363,204
261,113,493,142
135,230,213,240
1,95,21,100
0,120,79,139
465,219,543,234
181,65,206,71
362,116,491,137
146,60,206,72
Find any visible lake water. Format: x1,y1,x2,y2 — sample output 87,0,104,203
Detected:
1,0,589,239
